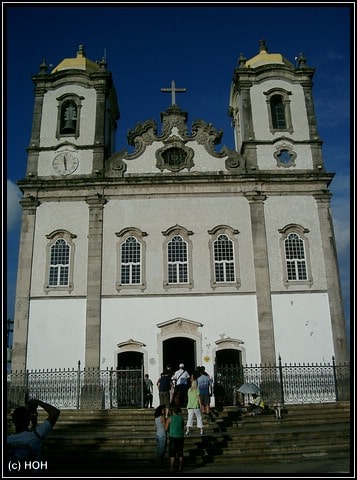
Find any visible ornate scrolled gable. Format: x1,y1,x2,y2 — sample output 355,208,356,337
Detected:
105,105,246,175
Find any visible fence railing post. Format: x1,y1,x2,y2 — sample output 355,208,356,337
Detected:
109,367,113,409
332,356,339,401
278,355,285,405
76,360,81,409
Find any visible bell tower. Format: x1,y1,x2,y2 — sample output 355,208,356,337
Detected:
12,46,119,372
26,45,119,179
229,40,323,173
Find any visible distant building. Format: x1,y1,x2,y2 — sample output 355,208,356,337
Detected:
11,42,348,398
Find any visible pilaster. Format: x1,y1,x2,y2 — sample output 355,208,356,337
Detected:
84,193,106,369
11,196,40,372
245,193,276,365
314,193,349,363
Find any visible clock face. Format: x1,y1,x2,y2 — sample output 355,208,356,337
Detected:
53,152,79,175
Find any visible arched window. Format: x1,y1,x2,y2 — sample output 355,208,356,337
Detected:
214,234,235,282
284,233,307,280
45,230,76,291
49,239,70,286
60,100,78,134
56,94,83,139
264,88,293,134
121,236,141,285
279,225,313,286
168,235,188,284
115,228,147,291
271,95,286,129
208,225,240,289
162,225,194,288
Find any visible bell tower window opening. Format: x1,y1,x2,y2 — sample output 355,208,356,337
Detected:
264,88,293,134
56,94,83,139
271,95,286,129
60,100,77,134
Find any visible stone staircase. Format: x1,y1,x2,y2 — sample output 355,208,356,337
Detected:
7,401,350,476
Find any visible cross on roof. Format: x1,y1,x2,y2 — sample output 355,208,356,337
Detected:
161,80,187,106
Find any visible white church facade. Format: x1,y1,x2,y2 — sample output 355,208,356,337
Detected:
11,42,349,402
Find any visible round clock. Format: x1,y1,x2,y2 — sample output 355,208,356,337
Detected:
53,151,79,175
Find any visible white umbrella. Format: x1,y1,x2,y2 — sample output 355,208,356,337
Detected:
237,383,260,395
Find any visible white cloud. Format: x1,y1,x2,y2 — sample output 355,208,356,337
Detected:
330,174,350,255
7,180,22,232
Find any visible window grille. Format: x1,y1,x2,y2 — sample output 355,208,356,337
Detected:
167,235,188,283
214,234,236,282
121,236,141,284
49,239,70,286
271,95,286,129
284,233,307,280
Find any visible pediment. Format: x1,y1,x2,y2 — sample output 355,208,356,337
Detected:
157,317,203,336
215,337,244,347
117,338,146,349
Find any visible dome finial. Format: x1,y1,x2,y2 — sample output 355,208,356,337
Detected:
38,59,48,75
77,44,86,57
296,52,307,68
238,52,247,67
259,39,268,53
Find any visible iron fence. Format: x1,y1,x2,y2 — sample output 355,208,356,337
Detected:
7,357,350,410
7,362,144,410
215,356,350,406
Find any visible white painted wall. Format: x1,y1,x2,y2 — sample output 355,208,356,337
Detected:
40,86,97,146
27,298,86,370
272,293,334,363
30,201,89,297
250,80,309,140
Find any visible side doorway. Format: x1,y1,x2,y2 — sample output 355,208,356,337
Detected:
214,348,243,407
116,351,144,407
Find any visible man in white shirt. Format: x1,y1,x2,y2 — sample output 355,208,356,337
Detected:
171,363,190,407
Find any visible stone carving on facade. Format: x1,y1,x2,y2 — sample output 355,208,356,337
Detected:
105,150,128,177
157,317,203,336
155,136,194,172
105,105,245,176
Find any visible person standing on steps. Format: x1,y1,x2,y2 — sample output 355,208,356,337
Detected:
165,406,185,473
171,363,190,408
156,370,171,408
144,373,154,408
197,366,213,417
154,405,168,471
185,380,204,436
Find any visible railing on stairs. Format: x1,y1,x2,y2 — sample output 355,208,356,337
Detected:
7,356,349,410
214,355,350,406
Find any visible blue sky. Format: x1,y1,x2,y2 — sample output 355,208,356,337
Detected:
5,4,352,350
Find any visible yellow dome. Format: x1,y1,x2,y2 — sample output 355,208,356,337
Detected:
51,45,102,73
245,40,294,68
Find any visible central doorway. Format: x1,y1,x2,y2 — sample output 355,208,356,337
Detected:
163,337,196,376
